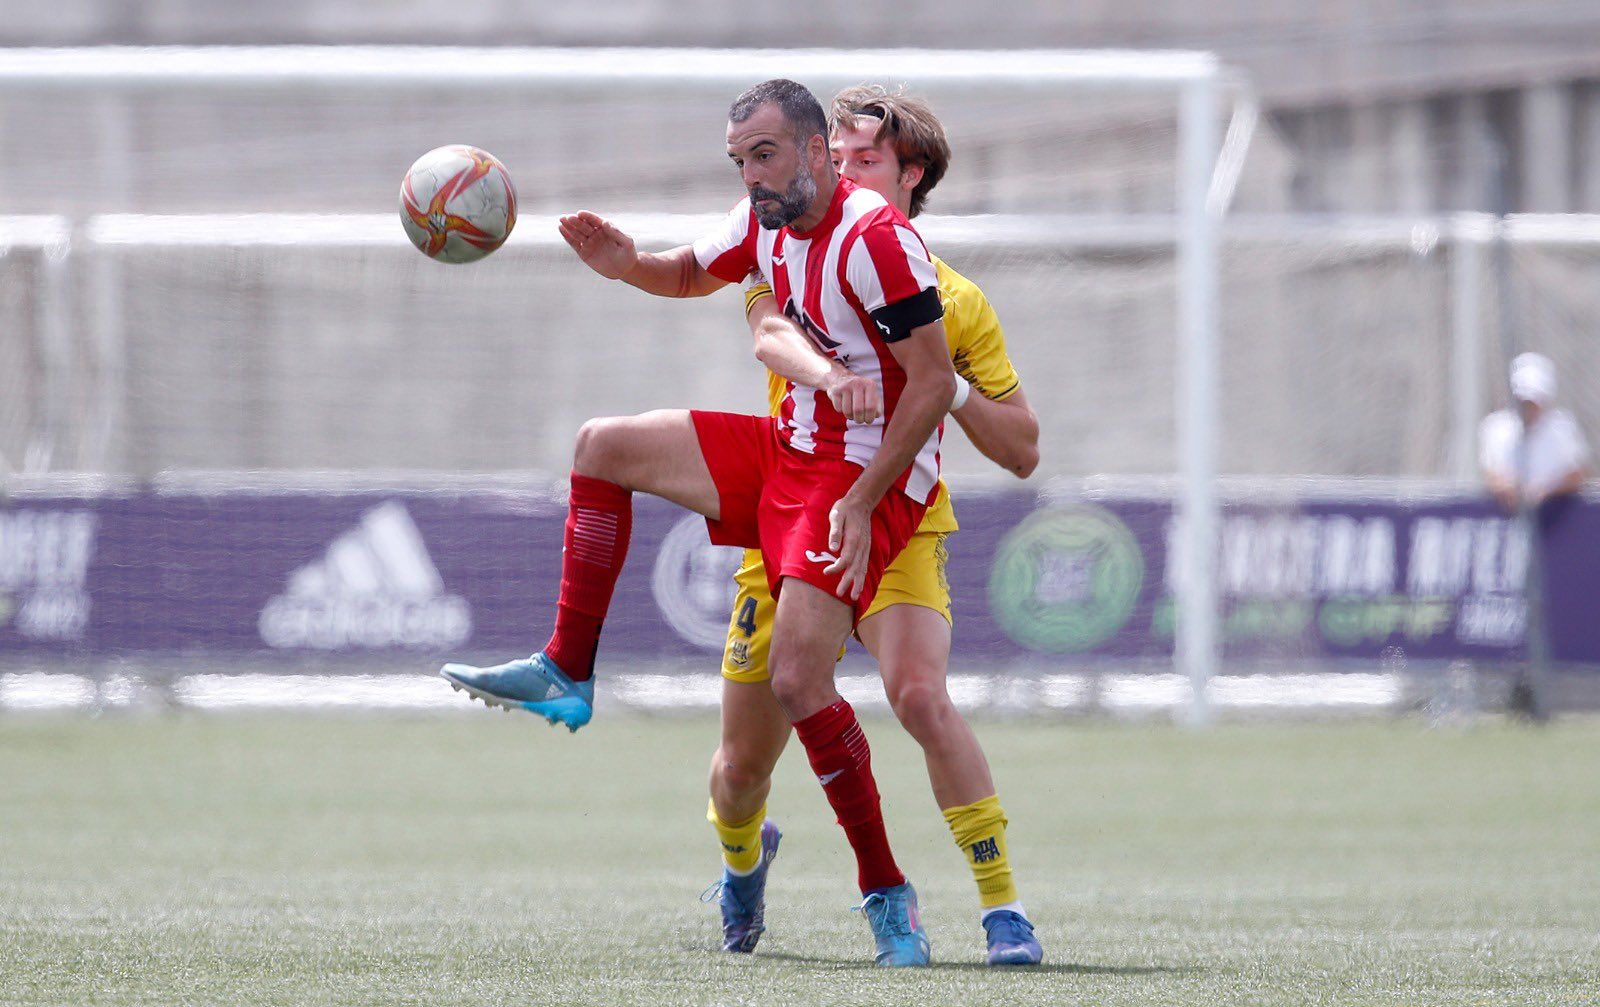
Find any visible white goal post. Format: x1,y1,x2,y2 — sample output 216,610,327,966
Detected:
0,46,1232,716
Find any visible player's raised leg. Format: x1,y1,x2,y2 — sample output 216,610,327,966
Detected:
859,598,1043,966
441,409,723,729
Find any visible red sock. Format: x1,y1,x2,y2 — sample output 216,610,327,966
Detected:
543,471,632,681
792,699,906,894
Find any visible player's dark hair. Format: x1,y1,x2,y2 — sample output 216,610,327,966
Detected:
729,79,829,148
830,84,951,218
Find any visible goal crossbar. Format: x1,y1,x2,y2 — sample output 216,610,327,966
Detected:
0,46,1217,91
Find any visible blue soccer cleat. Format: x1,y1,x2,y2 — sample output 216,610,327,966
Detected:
439,652,594,731
983,909,1043,966
854,881,931,967
700,820,783,953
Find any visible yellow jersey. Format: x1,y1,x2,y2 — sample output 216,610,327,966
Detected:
747,255,1022,534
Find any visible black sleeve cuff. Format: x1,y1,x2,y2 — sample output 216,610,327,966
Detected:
868,287,944,343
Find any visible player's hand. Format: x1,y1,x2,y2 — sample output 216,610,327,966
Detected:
824,493,873,601
824,370,883,424
558,211,638,280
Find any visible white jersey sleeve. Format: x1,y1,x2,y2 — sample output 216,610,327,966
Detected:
841,213,943,342
692,199,760,284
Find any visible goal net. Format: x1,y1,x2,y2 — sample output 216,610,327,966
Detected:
11,46,1584,716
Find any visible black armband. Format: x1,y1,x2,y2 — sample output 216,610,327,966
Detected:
868,287,944,343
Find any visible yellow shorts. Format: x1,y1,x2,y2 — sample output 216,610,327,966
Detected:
721,531,952,683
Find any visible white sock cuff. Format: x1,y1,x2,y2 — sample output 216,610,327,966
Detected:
981,900,1026,921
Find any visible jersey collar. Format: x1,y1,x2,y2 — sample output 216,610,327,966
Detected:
786,176,852,241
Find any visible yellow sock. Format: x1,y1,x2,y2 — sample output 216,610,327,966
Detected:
707,798,765,874
942,794,1019,909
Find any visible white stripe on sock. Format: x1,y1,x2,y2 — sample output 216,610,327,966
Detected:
723,858,761,878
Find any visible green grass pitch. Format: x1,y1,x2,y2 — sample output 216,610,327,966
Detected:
3,711,1597,1006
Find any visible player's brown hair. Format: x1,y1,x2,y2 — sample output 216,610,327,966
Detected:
829,84,952,218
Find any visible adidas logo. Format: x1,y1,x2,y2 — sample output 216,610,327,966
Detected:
258,501,472,650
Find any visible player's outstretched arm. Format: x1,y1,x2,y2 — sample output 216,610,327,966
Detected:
557,211,727,298
825,320,953,599
746,290,882,424
951,385,1040,478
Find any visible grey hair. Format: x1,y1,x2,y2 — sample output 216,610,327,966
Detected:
729,79,828,146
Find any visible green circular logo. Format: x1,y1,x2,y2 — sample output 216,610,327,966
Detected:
988,504,1145,653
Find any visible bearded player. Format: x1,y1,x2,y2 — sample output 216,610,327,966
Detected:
442,79,953,966
701,85,1043,967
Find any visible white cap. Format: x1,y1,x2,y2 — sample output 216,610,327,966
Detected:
1510,352,1557,404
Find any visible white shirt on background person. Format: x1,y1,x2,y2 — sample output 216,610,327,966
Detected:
1478,407,1590,499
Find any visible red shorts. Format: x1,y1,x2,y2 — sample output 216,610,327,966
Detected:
691,410,927,622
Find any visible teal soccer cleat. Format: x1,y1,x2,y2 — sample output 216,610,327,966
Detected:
983,909,1043,966
439,652,594,731
854,881,931,967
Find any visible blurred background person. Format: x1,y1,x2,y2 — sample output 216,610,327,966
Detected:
1479,352,1590,524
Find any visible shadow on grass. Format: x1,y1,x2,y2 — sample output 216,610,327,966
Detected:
754,951,1197,976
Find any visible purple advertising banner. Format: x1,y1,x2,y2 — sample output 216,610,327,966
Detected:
1,486,1595,667
953,495,1540,664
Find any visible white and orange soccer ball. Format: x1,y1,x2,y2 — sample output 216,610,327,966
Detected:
399,145,517,263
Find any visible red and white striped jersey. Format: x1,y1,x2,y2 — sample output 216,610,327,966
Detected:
692,178,946,504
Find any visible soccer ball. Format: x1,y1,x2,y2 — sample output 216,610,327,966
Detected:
399,145,517,263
